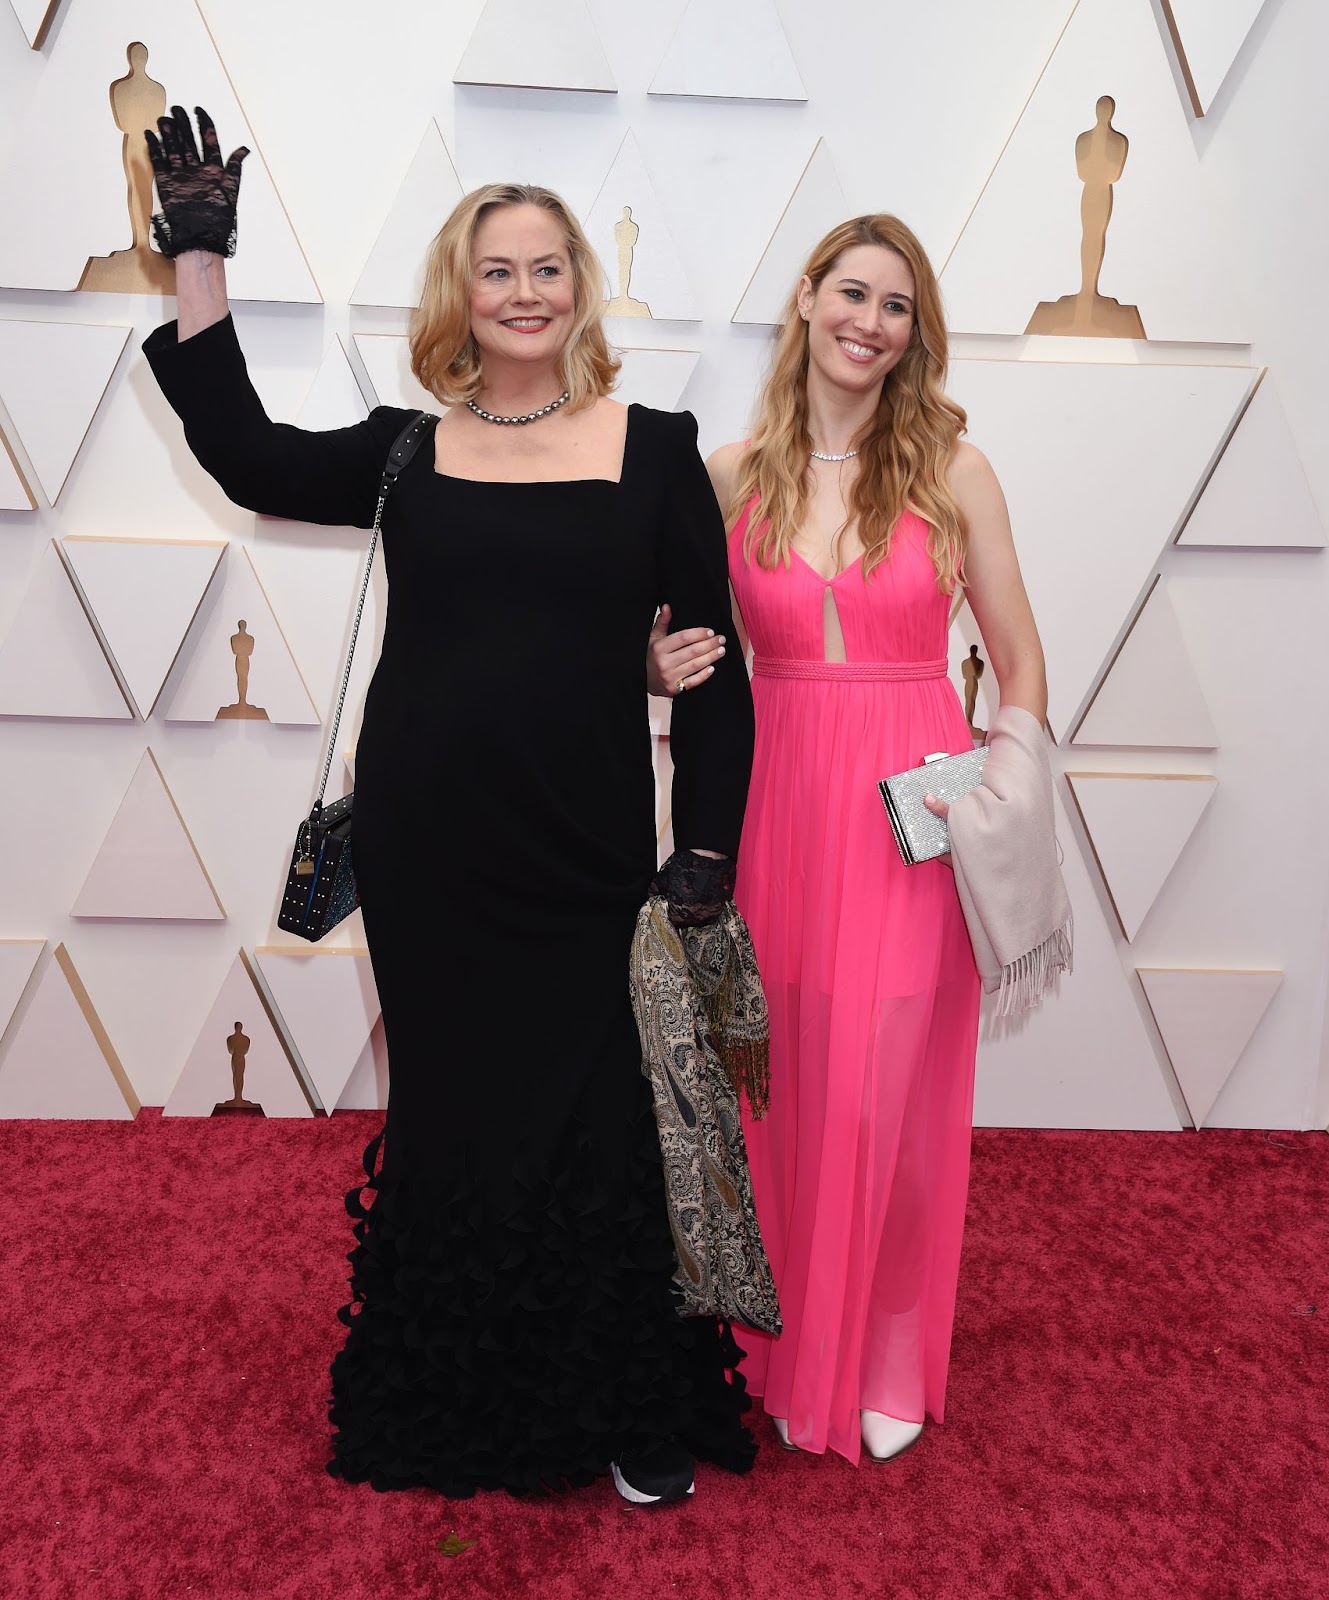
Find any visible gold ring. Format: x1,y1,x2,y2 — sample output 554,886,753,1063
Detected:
676,677,687,695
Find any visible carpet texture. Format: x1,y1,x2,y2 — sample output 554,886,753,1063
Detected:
4,1111,1325,1600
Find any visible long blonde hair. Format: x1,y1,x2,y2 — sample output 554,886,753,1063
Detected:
409,183,620,411
737,215,968,592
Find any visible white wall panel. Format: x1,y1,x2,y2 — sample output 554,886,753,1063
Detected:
0,423,34,509
941,0,1252,343
1,0,1327,1129
1160,0,1268,115
0,944,139,1118
0,0,319,302
0,540,133,719
1177,374,1326,549
0,321,129,503
587,131,698,319
253,947,380,1112
972,786,1184,1130
8,0,59,49
164,950,314,1116
0,939,44,1041
71,749,224,921
351,122,464,312
1073,579,1218,749
949,359,1252,739
1138,967,1281,1126
649,0,806,102
453,0,615,92
62,535,224,718
160,544,318,725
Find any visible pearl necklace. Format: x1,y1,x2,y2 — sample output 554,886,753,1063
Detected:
466,391,571,426
810,447,859,463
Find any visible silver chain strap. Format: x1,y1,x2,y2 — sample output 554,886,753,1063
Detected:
311,410,433,813
314,490,385,809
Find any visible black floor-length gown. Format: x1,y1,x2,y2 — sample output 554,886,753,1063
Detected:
145,316,757,1496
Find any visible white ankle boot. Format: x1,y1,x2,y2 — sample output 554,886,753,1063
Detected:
860,1409,923,1462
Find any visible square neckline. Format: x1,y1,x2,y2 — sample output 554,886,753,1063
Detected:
431,402,640,488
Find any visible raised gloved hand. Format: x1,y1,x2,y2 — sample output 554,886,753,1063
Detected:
652,850,736,928
145,105,249,259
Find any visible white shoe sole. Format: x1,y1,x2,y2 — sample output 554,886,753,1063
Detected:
611,1461,696,1505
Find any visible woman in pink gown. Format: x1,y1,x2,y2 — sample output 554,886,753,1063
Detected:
649,215,1047,1464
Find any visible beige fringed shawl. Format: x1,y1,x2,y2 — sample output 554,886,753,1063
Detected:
627,897,782,1335
946,704,1073,1015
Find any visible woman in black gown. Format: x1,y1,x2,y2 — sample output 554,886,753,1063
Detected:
141,109,755,1504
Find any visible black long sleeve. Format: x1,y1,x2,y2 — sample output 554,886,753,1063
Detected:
142,315,419,528
653,410,754,860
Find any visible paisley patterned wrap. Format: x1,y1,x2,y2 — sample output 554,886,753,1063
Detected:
628,896,782,1336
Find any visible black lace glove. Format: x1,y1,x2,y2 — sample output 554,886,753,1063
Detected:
144,105,249,259
652,850,736,928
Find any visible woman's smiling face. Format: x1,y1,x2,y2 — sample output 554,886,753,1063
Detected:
797,243,917,395
468,203,577,372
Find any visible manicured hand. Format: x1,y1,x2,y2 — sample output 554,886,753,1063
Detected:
647,603,725,698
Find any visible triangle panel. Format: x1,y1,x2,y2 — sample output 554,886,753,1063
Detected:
0,423,35,509
0,321,129,502
587,131,698,321
650,0,806,101
1160,0,1268,116
733,140,848,325
949,358,1252,739
353,334,437,414
940,0,1252,343
974,784,1183,1129
0,5,319,302
1138,968,1281,1126
9,0,60,48
0,944,139,1118
452,0,616,92
1073,579,1218,748
253,947,380,1112
0,541,133,720
0,939,45,1042
1066,771,1216,941
1177,374,1326,549
160,545,318,725
62,535,224,718
71,749,225,921
164,951,314,1117
295,337,371,431
614,347,700,412
334,1020,389,1111
351,122,464,310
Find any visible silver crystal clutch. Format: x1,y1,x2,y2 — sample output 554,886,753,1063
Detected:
878,746,989,865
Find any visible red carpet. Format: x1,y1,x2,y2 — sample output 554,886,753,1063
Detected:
5,1111,1326,1600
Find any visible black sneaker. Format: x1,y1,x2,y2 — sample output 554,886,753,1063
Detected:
611,1441,696,1506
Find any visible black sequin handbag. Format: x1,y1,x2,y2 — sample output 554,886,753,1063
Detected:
277,411,437,940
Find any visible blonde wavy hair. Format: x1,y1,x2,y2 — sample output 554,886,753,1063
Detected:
736,214,968,592
409,183,620,412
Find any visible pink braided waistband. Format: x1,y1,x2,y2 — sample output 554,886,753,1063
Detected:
752,656,949,683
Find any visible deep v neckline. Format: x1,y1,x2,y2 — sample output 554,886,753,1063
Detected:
788,545,865,584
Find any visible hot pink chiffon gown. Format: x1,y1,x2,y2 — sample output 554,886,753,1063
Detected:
730,503,981,1464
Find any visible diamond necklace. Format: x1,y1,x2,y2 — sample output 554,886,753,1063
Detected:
810,446,859,462
466,391,571,426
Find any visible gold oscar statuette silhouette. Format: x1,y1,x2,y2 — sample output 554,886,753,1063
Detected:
961,643,986,742
1025,96,1146,339
77,42,176,295
216,620,269,720
213,1021,262,1114
605,206,652,318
